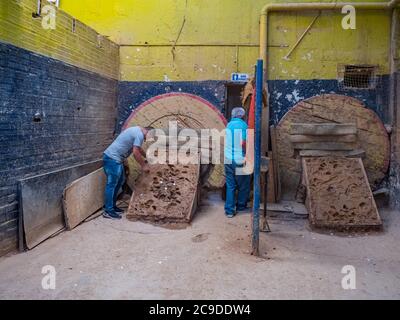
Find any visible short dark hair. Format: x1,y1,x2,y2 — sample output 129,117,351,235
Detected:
145,126,155,131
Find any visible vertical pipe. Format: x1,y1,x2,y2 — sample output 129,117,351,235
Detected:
260,13,270,155
252,59,263,256
260,13,268,82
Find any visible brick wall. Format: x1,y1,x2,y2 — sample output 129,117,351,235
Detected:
0,42,118,256
117,81,226,132
0,0,120,256
1,0,119,80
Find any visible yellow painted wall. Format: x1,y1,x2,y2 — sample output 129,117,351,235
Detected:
0,0,119,79
60,0,393,81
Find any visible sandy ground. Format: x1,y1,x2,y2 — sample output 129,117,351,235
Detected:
0,192,399,300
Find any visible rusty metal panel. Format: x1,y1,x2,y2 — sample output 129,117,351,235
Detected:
19,160,102,250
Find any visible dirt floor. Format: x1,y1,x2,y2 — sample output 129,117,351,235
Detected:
0,192,399,299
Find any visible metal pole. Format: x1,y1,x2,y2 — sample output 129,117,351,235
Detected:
252,59,263,256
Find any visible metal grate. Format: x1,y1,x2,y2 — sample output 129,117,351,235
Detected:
338,64,379,90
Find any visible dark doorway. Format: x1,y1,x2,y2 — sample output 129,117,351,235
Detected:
225,83,245,121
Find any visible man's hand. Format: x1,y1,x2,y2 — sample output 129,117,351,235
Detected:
142,163,150,174
139,147,146,158
123,161,130,177
133,146,146,167
133,146,150,173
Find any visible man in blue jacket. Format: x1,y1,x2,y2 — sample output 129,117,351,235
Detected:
224,107,251,218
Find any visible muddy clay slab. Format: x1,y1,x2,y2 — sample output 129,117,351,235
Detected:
127,161,200,228
302,157,382,231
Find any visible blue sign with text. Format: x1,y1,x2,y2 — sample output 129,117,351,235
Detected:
231,73,249,82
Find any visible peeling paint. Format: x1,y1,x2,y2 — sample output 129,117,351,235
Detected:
292,89,304,102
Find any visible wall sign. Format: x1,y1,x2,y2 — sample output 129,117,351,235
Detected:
231,73,249,82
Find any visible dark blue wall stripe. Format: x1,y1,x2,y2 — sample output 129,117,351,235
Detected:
118,77,390,133
117,81,226,132
268,77,390,125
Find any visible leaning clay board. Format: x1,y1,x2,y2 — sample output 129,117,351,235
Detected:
63,168,106,230
122,92,227,189
127,153,200,228
302,157,382,231
276,94,390,197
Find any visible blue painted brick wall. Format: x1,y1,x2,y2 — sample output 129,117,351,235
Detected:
267,77,390,125
117,77,389,135
117,81,226,133
0,42,118,256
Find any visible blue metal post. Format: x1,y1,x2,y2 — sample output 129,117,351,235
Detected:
252,59,263,256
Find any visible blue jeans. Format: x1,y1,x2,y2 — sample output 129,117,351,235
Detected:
224,163,251,215
103,154,125,212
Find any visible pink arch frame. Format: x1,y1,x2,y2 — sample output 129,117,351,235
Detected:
122,92,227,130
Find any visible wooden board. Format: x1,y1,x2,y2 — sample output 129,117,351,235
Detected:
290,123,357,135
63,168,106,230
266,201,308,215
266,154,276,203
292,142,356,151
290,134,357,143
299,149,366,158
18,160,102,250
302,157,382,231
121,92,227,189
276,94,390,198
270,126,281,202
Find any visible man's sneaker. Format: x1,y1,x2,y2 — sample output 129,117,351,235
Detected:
114,206,124,214
103,205,124,214
226,213,235,218
103,210,122,220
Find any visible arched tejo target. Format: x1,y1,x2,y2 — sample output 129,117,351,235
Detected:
122,92,227,189
276,94,390,198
